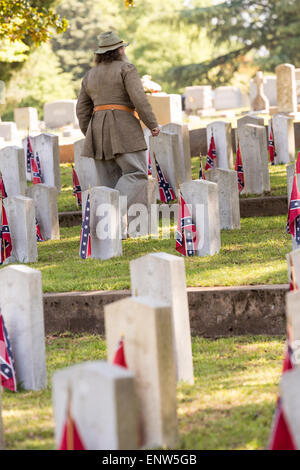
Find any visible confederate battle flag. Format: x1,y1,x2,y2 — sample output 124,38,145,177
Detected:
72,165,82,208
205,133,216,171
176,193,199,257
79,194,91,259
26,136,34,175
268,127,276,166
296,151,300,175
0,202,12,265
59,395,86,450
199,160,205,180
0,310,17,392
153,154,175,203
148,151,152,176
287,175,300,245
0,173,7,199
31,154,42,184
113,336,128,368
36,218,44,242
235,142,244,194
269,334,296,450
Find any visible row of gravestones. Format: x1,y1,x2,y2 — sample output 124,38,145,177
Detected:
185,63,300,113
0,251,193,449
0,135,60,263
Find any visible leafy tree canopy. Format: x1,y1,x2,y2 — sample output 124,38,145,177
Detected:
169,0,300,87
0,0,67,44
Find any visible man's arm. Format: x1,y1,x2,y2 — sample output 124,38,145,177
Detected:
122,63,159,132
76,76,94,136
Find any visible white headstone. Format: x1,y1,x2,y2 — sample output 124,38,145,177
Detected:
149,131,182,199
206,121,233,169
23,134,61,191
0,122,18,142
286,164,300,204
272,114,295,164
180,179,221,256
0,146,26,196
105,296,178,449
27,183,59,240
185,86,213,111
0,265,47,390
276,64,297,115
239,124,270,195
296,69,300,105
250,76,277,107
286,249,300,292
146,93,182,125
214,86,243,110
130,252,194,384
286,288,300,345
74,139,102,192
82,186,122,260
3,196,37,263
52,361,138,450
125,178,157,238
44,100,78,129
14,107,39,131
205,168,240,229
251,71,270,112
280,368,300,449
161,123,192,183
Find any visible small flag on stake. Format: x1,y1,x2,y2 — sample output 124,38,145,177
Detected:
31,154,42,184
79,193,91,259
296,151,300,175
36,218,44,242
59,390,86,450
175,193,199,257
72,165,82,208
0,199,12,265
0,173,7,199
153,154,175,203
205,133,216,171
199,160,205,180
113,336,128,368
26,136,34,175
0,310,17,392
268,127,276,166
235,141,244,194
148,151,152,176
286,174,300,245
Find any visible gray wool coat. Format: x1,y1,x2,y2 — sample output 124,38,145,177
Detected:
76,59,158,160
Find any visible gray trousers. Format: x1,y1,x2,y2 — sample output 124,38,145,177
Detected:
97,150,148,203
96,150,149,237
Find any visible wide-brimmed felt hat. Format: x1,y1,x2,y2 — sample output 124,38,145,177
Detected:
94,31,129,54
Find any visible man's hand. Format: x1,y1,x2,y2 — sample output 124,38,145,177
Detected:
151,127,160,137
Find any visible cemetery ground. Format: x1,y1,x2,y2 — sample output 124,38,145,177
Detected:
2,334,284,450
25,161,291,292
1,161,292,449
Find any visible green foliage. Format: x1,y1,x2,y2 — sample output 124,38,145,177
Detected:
51,0,216,93
0,0,67,44
2,334,284,449
0,43,76,120
170,0,300,87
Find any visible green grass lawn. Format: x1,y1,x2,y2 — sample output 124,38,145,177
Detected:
59,160,289,214
2,334,284,450
18,215,290,293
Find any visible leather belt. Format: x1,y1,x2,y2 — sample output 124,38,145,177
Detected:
94,104,138,119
